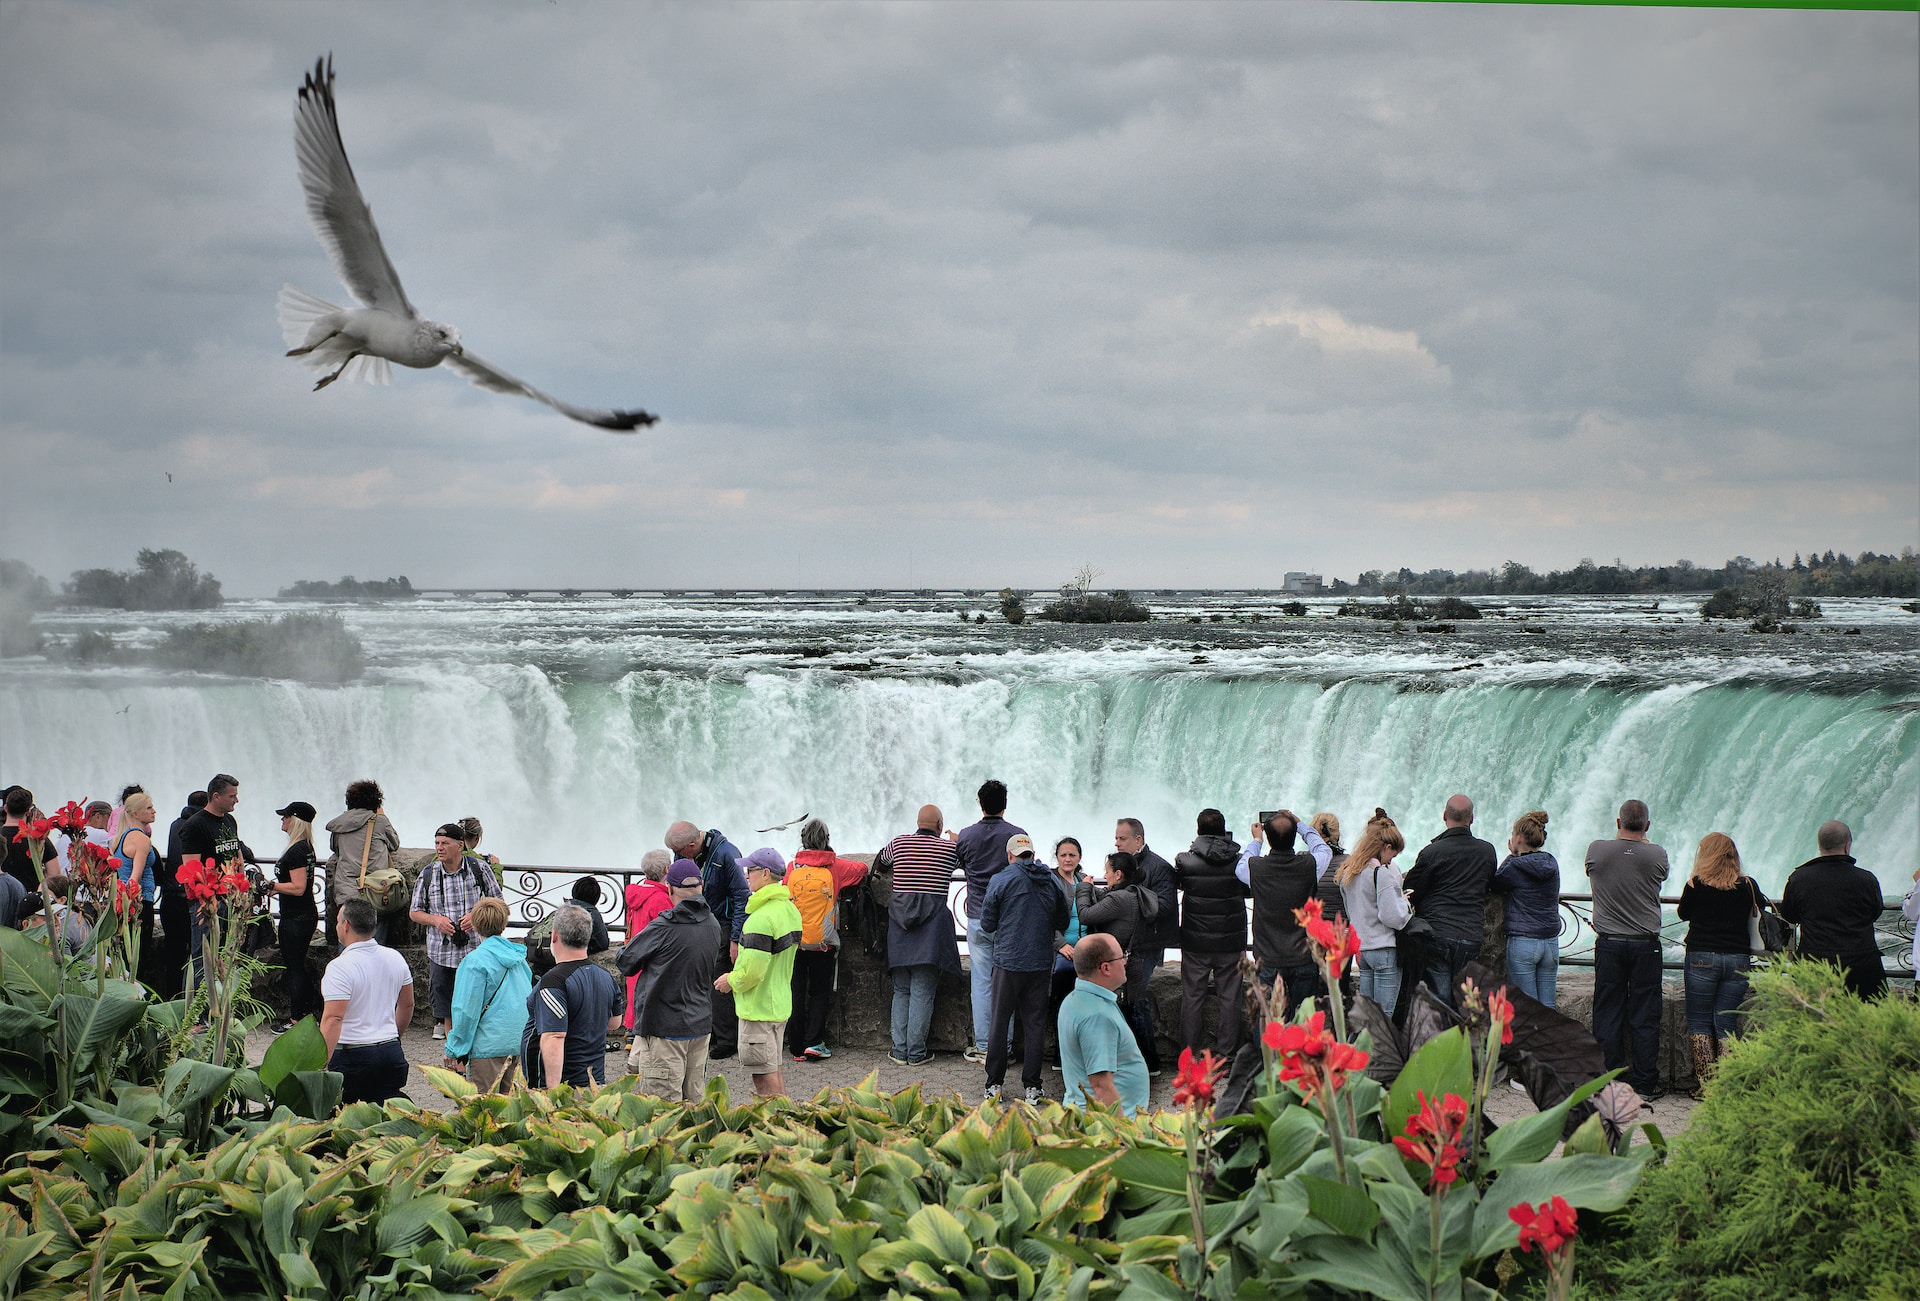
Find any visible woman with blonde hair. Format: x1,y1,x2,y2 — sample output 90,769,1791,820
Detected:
1491,810,1560,1007
1337,809,1412,1017
1676,832,1764,1096
270,800,323,1033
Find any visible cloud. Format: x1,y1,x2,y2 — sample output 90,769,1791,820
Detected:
0,2,1913,591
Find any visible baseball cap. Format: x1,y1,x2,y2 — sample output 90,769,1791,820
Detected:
1006,834,1035,857
666,858,703,888
275,801,317,822
741,847,787,879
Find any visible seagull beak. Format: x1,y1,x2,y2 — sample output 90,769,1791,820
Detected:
451,343,464,356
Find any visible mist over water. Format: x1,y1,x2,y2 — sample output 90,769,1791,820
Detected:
5,593,1916,896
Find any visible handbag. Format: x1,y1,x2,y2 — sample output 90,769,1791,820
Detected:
1747,879,1792,956
355,819,408,913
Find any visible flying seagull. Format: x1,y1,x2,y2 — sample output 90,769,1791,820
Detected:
278,56,658,432
754,813,811,834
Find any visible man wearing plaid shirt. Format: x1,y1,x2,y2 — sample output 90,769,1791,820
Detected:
410,821,503,1042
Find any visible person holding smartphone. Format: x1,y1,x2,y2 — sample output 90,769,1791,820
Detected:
410,821,503,1042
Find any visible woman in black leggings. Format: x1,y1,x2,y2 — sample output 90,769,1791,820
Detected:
270,801,323,1033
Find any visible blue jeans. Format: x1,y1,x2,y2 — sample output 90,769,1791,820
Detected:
1353,948,1401,1017
1423,935,1480,1010
891,963,939,1060
967,916,997,1052
1593,936,1664,1093
1507,936,1559,1008
1683,950,1749,1038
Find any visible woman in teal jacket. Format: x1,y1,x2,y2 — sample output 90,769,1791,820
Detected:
447,897,534,1091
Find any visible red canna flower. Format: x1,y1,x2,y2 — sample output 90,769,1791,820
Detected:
1266,1012,1371,1098
1295,898,1362,978
49,801,90,834
114,878,143,915
1509,1196,1578,1255
1393,1090,1471,1187
1172,1047,1226,1110
14,817,54,843
1488,986,1516,1047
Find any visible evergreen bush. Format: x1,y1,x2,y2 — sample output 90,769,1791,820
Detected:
1577,961,1920,1301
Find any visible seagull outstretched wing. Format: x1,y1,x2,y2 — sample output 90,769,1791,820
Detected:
446,351,659,431
294,55,416,318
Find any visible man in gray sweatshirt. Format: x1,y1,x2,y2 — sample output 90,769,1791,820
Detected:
1585,799,1671,1102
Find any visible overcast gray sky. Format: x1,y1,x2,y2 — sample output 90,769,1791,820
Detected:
2,1,1915,594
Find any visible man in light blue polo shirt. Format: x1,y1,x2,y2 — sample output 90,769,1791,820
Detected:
1058,933,1150,1115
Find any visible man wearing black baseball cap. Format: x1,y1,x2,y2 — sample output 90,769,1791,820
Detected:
270,800,323,1032
409,822,503,1041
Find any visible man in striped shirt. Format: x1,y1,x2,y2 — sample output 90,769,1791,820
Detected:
877,805,962,1065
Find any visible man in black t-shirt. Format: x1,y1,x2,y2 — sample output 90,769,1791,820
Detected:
523,904,622,1087
173,774,256,987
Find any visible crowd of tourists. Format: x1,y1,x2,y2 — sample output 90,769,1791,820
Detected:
3,773,1912,1115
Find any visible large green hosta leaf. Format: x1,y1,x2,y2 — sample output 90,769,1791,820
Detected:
0,928,60,1011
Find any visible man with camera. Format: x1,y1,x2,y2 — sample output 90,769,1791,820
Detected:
410,821,503,1043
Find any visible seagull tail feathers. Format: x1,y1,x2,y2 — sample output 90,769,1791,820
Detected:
277,283,343,348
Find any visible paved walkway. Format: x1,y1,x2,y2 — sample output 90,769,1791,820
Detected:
266,1023,1698,1136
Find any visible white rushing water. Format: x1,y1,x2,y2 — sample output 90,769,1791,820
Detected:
4,593,1916,896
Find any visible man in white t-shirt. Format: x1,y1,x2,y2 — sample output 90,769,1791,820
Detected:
320,898,416,1104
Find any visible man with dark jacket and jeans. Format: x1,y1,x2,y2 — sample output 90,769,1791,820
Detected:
617,859,724,1100
1780,820,1887,1000
1404,795,1497,1009
957,780,1026,1064
1114,817,1177,1070
1175,809,1248,1060
1585,799,1671,1102
979,834,1069,1103
1244,810,1333,1016
666,821,751,1058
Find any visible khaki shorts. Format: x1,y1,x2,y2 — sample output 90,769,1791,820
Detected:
636,1035,709,1103
467,1056,516,1093
738,1019,788,1075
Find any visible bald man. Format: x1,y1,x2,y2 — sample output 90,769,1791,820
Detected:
665,819,750,1059
876,805,963,1065
1780,820,1888,1000
1404,794,1497,1010
1058,934,1149,1115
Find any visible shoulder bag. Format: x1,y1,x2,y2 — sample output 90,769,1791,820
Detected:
1747,878,1792,956
357,819,408,913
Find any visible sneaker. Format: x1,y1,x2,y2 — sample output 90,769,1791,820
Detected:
963,1045,988,1063
804,1044,832,1060
431,1025,445,1041
1637,1085,1666,1105
1023,1086,1044,1105
792,1054,810,1064
888,1050,912,1066
983,1083,1002,1102
1509,1078,1529,1094
268,1019,292,1035
906,1052,934,1066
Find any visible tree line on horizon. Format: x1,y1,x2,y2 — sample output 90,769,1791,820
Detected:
1337,549,1915,600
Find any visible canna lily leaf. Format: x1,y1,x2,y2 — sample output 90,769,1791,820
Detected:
257,1016,327,1092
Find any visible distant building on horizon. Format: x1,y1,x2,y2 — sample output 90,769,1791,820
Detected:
1282,572,1323,594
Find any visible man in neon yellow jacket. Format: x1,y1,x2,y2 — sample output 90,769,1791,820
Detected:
714,847,803,1097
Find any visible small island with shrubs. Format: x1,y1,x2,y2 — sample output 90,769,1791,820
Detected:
1033,565,1153,624
279,574,417,601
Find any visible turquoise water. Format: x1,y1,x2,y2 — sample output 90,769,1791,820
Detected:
5,592,1915,897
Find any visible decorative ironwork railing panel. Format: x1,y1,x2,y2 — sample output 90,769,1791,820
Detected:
293,859,1913,975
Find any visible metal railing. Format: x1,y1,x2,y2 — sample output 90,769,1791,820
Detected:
283,858,1913,977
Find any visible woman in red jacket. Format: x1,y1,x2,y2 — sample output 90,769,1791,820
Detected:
621,849,675,1037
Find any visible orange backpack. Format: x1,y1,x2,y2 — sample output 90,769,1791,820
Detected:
787,864,840,949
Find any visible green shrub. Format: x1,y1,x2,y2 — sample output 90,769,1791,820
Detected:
1578,961,1920,1301
1035,591,1152,623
